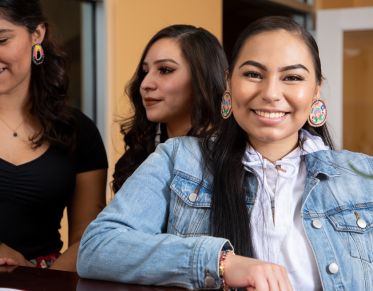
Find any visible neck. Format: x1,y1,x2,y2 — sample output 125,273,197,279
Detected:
0,94,30,115
166,120,191,138
249,133,299,162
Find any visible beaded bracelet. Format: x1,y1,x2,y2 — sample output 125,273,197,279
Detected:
219,250,235,291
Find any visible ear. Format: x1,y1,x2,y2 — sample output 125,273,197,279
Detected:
32,23,46,44
313,83,321,100
225,70,231,92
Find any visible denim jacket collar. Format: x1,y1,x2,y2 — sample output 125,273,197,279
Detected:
304,150,342,178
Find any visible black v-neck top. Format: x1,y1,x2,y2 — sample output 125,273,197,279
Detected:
0,109,108,259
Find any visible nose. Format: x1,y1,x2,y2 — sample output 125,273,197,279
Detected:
140,72,156,92
261,78,281,103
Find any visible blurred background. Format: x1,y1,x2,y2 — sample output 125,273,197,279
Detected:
40,0,373,248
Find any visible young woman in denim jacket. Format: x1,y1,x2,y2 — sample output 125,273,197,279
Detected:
112,25,228,193
78,16,373,290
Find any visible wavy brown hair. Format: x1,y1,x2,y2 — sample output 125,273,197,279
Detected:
112,24,228,192
0,0,76,150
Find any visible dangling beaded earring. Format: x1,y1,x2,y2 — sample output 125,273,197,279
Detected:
32,43,45,65
308,98,327,127
221,91,232,119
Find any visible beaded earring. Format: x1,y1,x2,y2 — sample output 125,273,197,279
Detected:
32,43,45,65
308,98,327,127
221,91,232,119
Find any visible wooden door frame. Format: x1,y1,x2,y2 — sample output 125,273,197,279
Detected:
317,7,373,149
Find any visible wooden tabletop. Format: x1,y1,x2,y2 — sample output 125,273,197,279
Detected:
0,266,185,291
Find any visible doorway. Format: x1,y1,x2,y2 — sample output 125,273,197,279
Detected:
317,7,373,152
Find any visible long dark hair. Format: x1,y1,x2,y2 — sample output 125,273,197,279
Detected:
0,0,76,149
112,24,228,192
203,16,334,256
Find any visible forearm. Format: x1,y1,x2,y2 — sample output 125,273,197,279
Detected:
50,242,79,272
77,220,228,289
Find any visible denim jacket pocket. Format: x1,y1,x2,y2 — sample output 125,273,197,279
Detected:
326,205,373,263
168,171,212,237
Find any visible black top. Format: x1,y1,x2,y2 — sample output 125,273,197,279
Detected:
0,110,108,259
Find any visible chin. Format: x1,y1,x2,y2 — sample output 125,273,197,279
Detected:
146,115,164,123
249,128,295,144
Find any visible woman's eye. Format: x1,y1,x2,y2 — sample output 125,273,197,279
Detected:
159,66,174,74
244,71,262,79
284,75,304,81
0,38,8,44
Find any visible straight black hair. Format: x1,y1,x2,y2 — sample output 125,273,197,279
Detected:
203,16,334,256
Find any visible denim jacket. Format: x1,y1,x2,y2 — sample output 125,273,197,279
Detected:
77,136,373,290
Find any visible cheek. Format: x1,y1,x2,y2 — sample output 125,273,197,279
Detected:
289,88,314,110
9,43,32,66
231,87,253,110
165,80,192,103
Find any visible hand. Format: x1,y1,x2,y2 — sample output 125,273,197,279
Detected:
223,253,293,291
0,265,17,273
0,243,34,267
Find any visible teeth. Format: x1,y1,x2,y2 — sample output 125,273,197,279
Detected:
255,110,285,119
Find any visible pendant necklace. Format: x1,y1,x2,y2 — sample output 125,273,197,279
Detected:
0,116,24,137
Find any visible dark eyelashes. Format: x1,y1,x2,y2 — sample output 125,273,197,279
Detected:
159,66,175,74
284,75,304,81
242,71,305,81
141,66,175,75
243,71,262,79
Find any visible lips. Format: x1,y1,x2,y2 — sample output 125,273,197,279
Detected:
143,97,161,107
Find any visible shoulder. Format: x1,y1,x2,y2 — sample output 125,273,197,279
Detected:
156,136,203,159
333,150,373,174
69,107,98,131
68,107,104,143
151,136,206,177
315,149,373,164
306,149,373,176
68,107,108,170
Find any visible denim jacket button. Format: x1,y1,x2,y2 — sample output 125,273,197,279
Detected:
328,262,339,274
312,219,322,229
357,218,367,229
188,192,198,202
204,275,216,288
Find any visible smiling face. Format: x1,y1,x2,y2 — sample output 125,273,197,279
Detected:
229,29,320,155
140,37,193,137
0,16,45,100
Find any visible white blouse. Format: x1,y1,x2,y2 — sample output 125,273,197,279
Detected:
242,130,328,291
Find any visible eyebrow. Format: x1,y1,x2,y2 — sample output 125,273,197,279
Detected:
0,29,13,34
279,64,309,73
238,60,309,73
143,59,179,66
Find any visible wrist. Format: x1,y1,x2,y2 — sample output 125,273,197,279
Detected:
219,250,235,290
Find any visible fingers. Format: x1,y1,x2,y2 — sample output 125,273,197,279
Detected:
260,264,293,291
0,257,18,266
255,275,271,291
25,260,35,267
255,264,290,291
223,255,293,291
276,266,293,291
267,265,292,291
